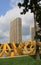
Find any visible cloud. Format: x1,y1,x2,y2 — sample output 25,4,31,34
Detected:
22,25,30,35
0,6,34,43
10,0,23,8
0,29,9,43
22,35,31,42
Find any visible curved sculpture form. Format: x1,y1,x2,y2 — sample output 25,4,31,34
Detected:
23,41,36,55
0,41,37,57
10,52,15,56
11,42,17,56
5,44,11,56
39,42,41,46
17,42,25,55
0,44,6,57
39,42,41,54
30,41,36,55
0,44,3,49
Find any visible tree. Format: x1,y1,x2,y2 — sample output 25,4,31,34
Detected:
18,0,41,59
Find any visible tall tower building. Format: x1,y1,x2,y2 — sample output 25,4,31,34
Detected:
30,26,35,41
30,25,39,41
10,18,22,44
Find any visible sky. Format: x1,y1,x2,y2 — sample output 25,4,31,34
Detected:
0,0,34,43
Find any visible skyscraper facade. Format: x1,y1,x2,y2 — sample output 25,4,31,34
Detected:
30,25,39,41
10,18,22,44
30,26,35,41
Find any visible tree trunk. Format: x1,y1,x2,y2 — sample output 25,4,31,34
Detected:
34,13,40,60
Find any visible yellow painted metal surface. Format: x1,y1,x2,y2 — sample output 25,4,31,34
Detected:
0,41,41,57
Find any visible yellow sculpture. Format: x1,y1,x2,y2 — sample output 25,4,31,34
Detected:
39,42,41,54
0,41,41,57
17,42,25,55
0,44,3,49
5,44,11,56
0,44,6,57
23,41,36,55
11,42,17,55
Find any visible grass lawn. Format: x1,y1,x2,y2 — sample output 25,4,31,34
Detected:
0,55,41,65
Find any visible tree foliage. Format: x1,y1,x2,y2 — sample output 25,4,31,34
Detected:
18,0,41,41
